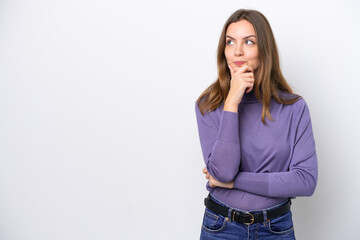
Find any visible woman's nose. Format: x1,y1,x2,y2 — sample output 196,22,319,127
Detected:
235,44,244,56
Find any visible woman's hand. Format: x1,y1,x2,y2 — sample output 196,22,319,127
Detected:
202,167,234,189
225,63,255,106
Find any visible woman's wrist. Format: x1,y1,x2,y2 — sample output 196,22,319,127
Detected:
224,101,239,112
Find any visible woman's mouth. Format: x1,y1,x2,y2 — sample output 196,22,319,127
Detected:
234,61,245,67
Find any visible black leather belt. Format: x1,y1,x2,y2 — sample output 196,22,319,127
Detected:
204,194,291,225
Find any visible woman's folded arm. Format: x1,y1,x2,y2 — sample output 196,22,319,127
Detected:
232,101,318,197
195,102,241,183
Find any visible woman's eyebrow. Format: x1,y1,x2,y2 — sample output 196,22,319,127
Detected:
226,35,257,39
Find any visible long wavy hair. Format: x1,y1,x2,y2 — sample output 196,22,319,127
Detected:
196,9,301,124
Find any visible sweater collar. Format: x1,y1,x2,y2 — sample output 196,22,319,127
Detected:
241,90,260,103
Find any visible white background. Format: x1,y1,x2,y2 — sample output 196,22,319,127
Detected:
0,0,359,239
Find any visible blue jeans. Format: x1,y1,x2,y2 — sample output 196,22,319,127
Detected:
200,193,296,239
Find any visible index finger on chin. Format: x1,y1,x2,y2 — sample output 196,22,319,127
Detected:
246,65,254,73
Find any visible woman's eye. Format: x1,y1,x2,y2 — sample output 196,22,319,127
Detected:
245,40,255,45
226,40,234,45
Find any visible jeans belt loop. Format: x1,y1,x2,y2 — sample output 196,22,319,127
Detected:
262,210,267,225
228,207,233,221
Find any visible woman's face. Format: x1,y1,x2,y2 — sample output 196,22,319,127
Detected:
224,20,259,71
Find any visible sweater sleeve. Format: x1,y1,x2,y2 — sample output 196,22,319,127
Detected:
195,101,241,183
232,100,318,197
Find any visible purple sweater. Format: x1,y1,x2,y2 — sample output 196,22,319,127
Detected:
195,90,318,211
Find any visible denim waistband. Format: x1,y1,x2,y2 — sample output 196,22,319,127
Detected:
208,192,290,214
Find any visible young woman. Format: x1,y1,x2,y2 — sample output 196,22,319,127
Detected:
195,9,318,239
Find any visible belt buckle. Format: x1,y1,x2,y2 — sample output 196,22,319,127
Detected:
243,212,255,225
